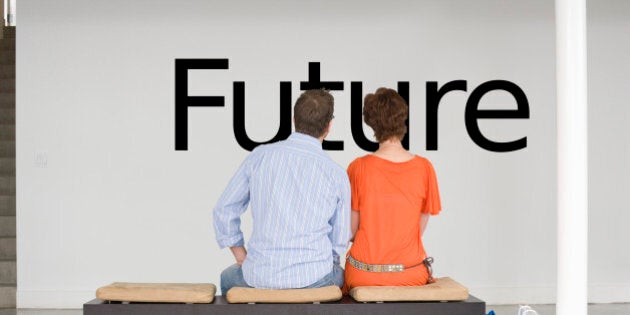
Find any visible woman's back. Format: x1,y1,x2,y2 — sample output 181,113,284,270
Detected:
345,154,441,288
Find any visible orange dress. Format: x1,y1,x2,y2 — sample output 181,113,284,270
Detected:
344,154,441,289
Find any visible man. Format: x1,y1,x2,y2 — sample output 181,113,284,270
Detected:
213,89,351,294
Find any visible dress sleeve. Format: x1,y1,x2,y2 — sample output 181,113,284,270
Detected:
422,159,442,215
347,158,362,211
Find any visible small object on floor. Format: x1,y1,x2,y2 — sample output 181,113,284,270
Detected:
487,311,496,315
349,277,469,302
96,282,216,303
226,285,342,303
519,305,539,315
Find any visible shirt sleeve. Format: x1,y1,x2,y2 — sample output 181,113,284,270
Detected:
329,172,351,265
347,159,361,211
422,159,442,215
212,151,258,248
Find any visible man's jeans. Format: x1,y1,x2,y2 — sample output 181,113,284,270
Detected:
220,263,344,295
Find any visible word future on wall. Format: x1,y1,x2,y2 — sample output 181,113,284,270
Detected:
175,59,530,153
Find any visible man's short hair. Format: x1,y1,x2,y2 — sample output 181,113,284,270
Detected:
294,89,334,138
363,87,408,142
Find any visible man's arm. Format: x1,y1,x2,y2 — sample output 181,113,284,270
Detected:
230,246,248,265
213,152,257,263
329,176,351,264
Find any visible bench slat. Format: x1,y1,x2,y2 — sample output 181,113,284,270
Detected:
226,285,342,303
349,277,469,302
96,282,216,303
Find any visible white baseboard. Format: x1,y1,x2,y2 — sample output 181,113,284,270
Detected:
588,284,630,304
470,285,557,305
16,284,630,308
17,290,94,309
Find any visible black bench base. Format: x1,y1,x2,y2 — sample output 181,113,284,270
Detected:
84,295,486,315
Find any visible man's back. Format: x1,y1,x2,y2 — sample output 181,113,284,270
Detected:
214,133,350,289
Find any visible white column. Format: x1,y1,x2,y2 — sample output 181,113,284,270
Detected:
556,1,588,315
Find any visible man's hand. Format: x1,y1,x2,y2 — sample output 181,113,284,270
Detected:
230,246,247,265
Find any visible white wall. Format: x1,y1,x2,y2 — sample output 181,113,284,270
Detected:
14,0,627,308
587,0,630,304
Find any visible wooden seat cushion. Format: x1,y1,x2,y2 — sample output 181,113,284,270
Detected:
96,282,216,303
226,286,342,303
349,277,469,302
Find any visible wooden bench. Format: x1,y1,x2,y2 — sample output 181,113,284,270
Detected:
84,295,485,315
86,279,485,315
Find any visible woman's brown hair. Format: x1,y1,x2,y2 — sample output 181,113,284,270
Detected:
363,88,408,142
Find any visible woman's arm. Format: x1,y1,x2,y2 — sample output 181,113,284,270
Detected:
420,213,430,236
350,210,360,241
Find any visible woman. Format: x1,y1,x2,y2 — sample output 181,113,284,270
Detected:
344,87,441,290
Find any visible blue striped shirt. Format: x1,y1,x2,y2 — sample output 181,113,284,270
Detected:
213,132,351,289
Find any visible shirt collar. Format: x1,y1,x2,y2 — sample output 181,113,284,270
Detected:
289,132,323,150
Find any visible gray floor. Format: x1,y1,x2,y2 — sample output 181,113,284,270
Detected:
0,304,629,314
488,303,630,314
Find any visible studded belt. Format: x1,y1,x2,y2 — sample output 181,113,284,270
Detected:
347,255,435,282
347,255,407,273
